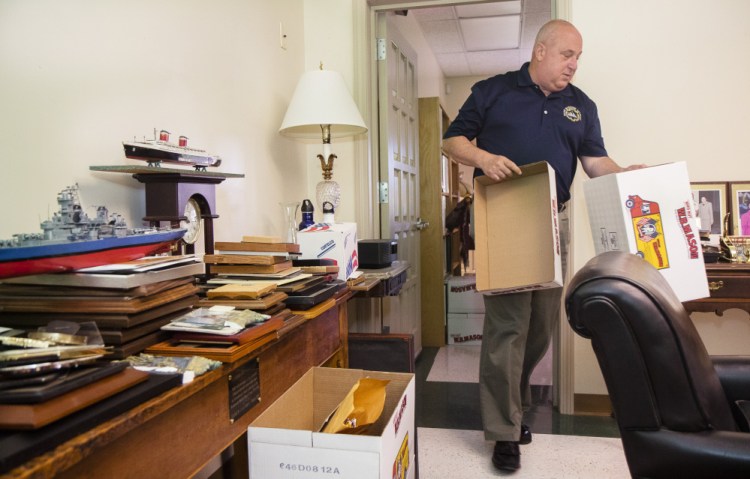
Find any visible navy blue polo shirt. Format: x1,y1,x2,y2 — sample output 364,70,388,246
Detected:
443,62,608,204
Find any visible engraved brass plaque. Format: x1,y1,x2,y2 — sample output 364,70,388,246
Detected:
228,359,260,423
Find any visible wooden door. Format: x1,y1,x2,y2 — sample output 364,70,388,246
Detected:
418,97,449,347
377,13,421,356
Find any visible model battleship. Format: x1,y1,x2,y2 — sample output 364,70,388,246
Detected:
0,184,186,279
122,129,222,170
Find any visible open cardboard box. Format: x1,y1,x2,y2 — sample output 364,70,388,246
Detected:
474,161,563,294
248,367,415,479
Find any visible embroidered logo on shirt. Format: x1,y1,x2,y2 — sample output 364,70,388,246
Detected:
563,106,582,122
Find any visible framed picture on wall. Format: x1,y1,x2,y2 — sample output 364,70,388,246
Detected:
690,182,727,237
729,182,750,236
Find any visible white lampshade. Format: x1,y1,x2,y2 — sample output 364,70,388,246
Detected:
279,69,367,139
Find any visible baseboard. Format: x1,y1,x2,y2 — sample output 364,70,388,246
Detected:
573,393,612,416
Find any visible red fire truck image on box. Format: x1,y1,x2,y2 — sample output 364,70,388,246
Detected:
625,195,670,269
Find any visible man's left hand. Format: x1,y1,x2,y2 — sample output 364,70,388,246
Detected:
622,164,648,172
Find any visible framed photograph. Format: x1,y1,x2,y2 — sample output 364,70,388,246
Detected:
690,182,727,237
729,181,750,236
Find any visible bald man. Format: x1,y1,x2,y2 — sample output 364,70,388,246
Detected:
443,19,644,472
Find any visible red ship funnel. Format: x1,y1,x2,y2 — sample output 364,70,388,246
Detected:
179,136,188,147
159,130,170,142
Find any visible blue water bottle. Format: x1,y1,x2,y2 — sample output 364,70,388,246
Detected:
299,199,315,230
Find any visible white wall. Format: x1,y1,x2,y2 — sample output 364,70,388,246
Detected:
301,0,362,224
0,0,308,245
569,0,750,394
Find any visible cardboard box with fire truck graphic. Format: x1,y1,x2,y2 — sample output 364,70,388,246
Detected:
583,162,709,302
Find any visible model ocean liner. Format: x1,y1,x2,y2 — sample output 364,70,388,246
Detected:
122,129,221,170
0,184,185,279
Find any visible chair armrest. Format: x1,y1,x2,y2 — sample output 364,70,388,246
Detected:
712,356,750,400
627,429,750,478
712,355,750,431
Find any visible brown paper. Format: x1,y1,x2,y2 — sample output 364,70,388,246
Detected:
321,377,390,435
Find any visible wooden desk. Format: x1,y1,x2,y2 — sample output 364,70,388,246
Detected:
348,262,420,362
352,261,410,298
684,263,750,316
4,289,352,479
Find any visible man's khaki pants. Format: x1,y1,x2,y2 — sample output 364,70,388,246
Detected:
478,209,569,442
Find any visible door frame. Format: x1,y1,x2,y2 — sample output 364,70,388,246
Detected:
353,0,575,415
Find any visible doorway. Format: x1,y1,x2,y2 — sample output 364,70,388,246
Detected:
355,0,573,414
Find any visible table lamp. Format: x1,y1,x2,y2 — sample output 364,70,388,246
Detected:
279,65,367,214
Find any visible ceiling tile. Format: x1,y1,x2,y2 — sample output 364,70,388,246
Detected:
436,52,471,77
520,12,550,49
455,1,521,17
410,0,551,78
466,50,521,76
419,19,464,53
410,6,457,21
460,15,520,51
523,0,553,14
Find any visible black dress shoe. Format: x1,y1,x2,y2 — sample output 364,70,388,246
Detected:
519,423,532,445
492,441,520,471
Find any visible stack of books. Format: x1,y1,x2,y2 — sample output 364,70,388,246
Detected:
209,235,301,275
0,256,203,359
204,236,346,314
201,235,300,314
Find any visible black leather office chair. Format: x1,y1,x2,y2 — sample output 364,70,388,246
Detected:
565,251,750,479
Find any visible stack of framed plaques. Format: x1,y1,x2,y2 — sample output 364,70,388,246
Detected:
0,259,204,358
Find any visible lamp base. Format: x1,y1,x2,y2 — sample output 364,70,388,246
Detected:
316,179,340,216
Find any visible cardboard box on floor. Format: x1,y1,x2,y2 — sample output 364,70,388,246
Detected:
583,161,709,302
447,313,484,344
248,367,415,479
446,275,485,314
474,161,563,294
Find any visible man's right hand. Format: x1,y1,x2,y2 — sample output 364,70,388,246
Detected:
479,154,523,182
443,136,523,181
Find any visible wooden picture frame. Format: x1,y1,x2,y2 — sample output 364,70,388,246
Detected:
690,182,728,237
729,181,750,236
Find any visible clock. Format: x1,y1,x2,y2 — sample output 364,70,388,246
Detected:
89,165,244,257
131,171,226,255
180,197,202,245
